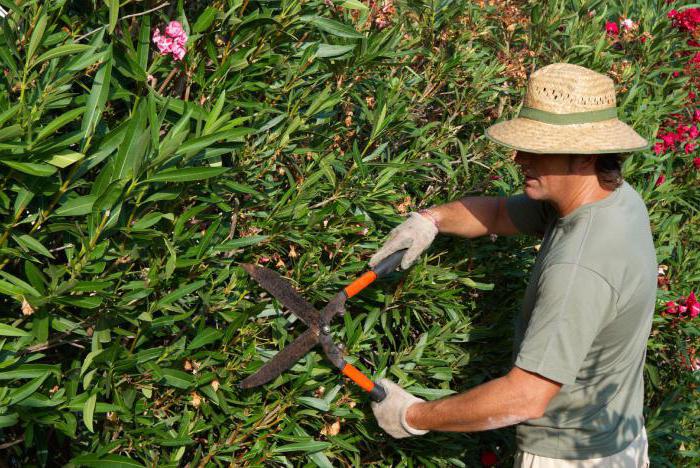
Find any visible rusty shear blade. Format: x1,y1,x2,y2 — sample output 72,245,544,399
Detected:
240,263,320,327
239,328,320,388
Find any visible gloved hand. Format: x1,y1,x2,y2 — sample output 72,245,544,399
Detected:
369,212,438,270
370,378,429,439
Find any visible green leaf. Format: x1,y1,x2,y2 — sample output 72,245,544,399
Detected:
35,107,86,141
70,454,145,468
176,128,254,155
302,16,364,39
56,295,103,309
193,7,219,33
46,151,85,168
156,280,205,307
273,440,332,453
7,372,50,405
28,13,48,61
341,0,368,10
55,195,97,216
0,124,23,141
146,166,229,183
0,413,19,429
316,44,356,58
81,45,113,144
188,328,222,350
0,323,30,337
161,368,194,389
14,234,55,259
34,44,92,66
0,364,60,380
83,392,97,432
0,160,57,177
107,0,119,34
212,235,269,251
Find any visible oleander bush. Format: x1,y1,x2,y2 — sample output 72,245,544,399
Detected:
0,0,698,466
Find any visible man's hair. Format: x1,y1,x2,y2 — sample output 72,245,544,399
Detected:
594,154,624,189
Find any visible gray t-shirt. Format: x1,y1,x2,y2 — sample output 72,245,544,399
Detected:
505,181,657,459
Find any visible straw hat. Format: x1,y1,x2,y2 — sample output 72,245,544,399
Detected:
485,63,649,154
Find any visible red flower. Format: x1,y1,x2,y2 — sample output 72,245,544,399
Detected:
689,39,700,47
673,71,681,78
677,124,690,136
653,143,666,155
694,109,700,122
687,291,700,319
693,157,700,169
655,174,666,186
605,21,619,36
685,142,696,154
660,133,677,148
690,125,699,139
480,450,499,467
666,301,679,315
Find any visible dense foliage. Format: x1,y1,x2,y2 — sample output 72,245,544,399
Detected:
0,0,698,466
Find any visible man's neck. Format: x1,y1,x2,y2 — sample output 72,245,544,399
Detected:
552,179,616,217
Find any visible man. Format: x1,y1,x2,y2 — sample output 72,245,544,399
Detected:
368,63,655,467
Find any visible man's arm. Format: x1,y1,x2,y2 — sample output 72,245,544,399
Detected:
424,197,520,238
405,367,562,432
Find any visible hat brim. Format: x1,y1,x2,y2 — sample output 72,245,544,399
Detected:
485,117,650,154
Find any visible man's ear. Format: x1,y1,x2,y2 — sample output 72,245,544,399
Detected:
569,154,596,173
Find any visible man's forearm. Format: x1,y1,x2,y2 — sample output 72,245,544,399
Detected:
424,197,516,238
405,371,545,432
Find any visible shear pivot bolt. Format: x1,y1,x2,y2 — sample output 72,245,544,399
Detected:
321,325,331,334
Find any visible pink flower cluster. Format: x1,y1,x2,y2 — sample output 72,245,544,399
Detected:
668,8,700,33
152,21,187,61
605,18,636,36
665,291,700,319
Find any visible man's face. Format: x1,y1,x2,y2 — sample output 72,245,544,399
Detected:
512,151,574,201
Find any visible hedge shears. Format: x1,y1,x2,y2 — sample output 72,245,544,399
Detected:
238,249,407,403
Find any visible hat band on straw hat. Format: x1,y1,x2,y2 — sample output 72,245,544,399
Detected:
518,107,618,125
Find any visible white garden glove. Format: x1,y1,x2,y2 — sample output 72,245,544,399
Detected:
370,378,429,439
369,212,438,270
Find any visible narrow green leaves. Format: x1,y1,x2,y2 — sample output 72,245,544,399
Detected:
0,323,30,337
146,166,229,183
83,392,97,432
27,12,48,61
81,44,113,147
107,0,119,34
301,16,364,39
34,44,92,66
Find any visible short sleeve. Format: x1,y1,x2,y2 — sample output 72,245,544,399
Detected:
515,263,617,385
505,194,557,237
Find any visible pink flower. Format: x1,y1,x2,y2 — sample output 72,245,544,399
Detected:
152,21,188,61
156,36,173,54
693,157,700,169
165,21,184,38
653,143,666,155
690,125,699,139
655,173,666,186
694,109,700,122
685,142,696,154
605,21,619,36
171,44,186,61
621,18,635,31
